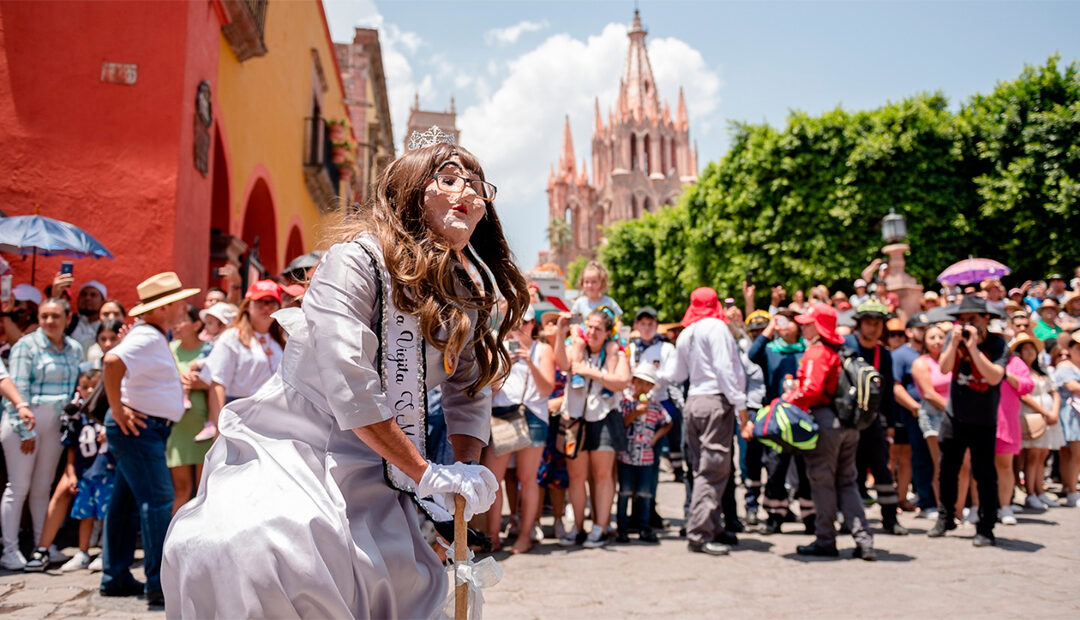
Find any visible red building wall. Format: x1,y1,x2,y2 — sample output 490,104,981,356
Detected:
0,0,219,309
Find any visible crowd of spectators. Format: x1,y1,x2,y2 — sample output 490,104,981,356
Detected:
478,260,1080,559
0,264,305,607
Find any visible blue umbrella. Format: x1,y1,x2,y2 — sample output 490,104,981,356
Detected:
0,214,114,284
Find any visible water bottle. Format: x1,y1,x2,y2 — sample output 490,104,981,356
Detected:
12,415,36,441
783,374,797,395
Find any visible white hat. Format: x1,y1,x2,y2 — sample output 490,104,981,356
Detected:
200,302,238,327
854,279,867,288
522,305,536,322
631,362,658,385
79,280,108,299
13,283,42,305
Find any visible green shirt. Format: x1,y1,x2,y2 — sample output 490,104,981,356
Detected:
1033,318,1061,341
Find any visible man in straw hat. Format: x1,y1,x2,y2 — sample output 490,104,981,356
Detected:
100,272,199,606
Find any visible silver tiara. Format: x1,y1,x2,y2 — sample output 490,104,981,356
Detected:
407,125,455,151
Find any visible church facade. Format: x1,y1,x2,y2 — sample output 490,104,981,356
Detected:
545,10,698,270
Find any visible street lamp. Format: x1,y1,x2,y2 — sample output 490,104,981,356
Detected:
881,208,907,243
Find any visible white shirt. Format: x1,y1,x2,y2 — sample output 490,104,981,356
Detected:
660,317,747,409
110,322,184,421
69,316,101,360
492,342,548,418
570,295,623,320
200,328,283,399
629,337,676,397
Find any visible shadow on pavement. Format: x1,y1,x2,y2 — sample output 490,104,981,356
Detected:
993,537,1044,553
779,549,915,563
733,538,774,553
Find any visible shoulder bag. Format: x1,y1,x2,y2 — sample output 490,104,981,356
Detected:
490,355,534,456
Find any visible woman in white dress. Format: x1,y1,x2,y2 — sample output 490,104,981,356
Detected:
162,137,530,618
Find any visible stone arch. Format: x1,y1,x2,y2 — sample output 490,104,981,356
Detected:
284,221,304,269
240,175,279,275
642,196,653,214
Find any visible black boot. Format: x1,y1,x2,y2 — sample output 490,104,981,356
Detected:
760,514,783,535
882,508,909,535
802,514,816,536
796,541,838,557
927,513,956,538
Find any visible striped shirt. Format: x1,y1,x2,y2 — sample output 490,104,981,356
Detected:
4,329,83,426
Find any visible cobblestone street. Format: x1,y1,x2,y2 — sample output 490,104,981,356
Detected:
2,472,1078,619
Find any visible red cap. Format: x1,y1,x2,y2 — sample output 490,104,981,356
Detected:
795,303,843,344
681,286,726,327
245,280,282,303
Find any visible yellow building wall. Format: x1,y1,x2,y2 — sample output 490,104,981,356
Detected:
215,1,349,270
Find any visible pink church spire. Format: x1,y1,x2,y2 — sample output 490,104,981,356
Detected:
676,87,688,131
622,8,661,123
559,115,576,182
594,97,604,134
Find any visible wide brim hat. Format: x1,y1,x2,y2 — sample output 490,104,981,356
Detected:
199,302,238,327
129,272,200,317
853,299,890,321
947,294,1004,319
631,362,659,385
1063,291,1080,313
1009,332,1044,354
1038,298,1060,314
681,286,724,327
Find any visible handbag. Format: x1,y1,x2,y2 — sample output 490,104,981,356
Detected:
1022,412,1047,440
490,367,533,456
555,414,584,459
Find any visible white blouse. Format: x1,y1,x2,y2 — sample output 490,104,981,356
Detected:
200,327,282,399
492,342,548,418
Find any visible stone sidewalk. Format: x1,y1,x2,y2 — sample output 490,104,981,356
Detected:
2,475,1079,618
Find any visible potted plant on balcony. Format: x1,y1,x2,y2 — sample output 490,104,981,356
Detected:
330,140,351,165
327,118,350,142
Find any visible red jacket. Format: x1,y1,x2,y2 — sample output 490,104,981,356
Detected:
786,341,841,411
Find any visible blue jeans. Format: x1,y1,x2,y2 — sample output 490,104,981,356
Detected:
102,413,173,595
617,462,658,532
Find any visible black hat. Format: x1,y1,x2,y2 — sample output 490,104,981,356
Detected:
948,295,1004,319
906,313,930,329
634,306,658,322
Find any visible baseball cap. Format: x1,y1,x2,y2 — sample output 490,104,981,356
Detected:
79,280,108,299
854,279,867,288
522,305,536,322
795,303,843,344
634,306,658,322
280,283,305,299
13,283,42,305
906,313,930,329
245,280,282,303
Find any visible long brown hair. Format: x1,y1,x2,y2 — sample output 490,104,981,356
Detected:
232,298,286,350
325,143,530,396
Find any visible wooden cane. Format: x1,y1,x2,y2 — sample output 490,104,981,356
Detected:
454,494,467,620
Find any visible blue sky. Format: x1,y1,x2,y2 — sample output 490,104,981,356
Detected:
323,1,1080,267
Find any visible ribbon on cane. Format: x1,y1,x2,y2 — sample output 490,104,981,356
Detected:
440,542,503,620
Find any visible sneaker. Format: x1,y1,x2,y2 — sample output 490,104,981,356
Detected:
553,519,568,541
1063,492,1080,508
193,421,217,442
927,514,956,538
582,524,609,549
0,549,26,571
1025,495,1048,511
614,532,631,544
88,556,103,572
100,578,144,597
998,506,1018,525
60,551,91,572
713,530,739,546
47,545,66,563
688,541,730,556
22,547,48,572
883,521,909,536
638,529,659,544
964,507,980,525
915,507,938,520
531,523,544,542
745,510,759,526
557,526,584,547
852,544,877,561
569,374,586,389
1037,493,1060,508
972,533,995,547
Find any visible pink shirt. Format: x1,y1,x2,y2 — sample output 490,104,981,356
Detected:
915,355,952,400
996,356,1034,454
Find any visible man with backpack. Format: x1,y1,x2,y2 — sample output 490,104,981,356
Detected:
787,304,876,560
845,300,908,536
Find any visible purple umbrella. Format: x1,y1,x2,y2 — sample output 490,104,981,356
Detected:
937,258,1011,286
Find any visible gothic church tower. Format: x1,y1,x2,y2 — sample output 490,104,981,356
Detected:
545,9,698,270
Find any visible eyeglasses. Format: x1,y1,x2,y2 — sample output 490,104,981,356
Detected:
888,331,905,338
432,173,497,203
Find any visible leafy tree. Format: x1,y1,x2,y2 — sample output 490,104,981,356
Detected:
565,255,590,291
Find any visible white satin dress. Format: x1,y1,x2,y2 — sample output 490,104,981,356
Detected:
162,240,491,619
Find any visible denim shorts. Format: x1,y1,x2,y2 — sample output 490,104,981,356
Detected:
492,405,547,448
581,411,625,453
918,402,945,438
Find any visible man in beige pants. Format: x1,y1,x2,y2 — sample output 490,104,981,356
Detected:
661,287,747,556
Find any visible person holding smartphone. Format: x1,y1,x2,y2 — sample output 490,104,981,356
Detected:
928,296,1009,547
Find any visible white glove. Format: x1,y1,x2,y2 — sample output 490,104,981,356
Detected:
416,461,499,521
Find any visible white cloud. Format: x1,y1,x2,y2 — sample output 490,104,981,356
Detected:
459,24,722,267
484,20,549,46
322,0,432,147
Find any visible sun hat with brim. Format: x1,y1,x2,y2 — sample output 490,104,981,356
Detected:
947,295,1004,319
681,287,725,327
1063,291,1080,313
795,303,843,344
1008,332,1044,354
129,272,200,317
632,362,659,385
246,280,282,303
199,302,238,328
1072,330,1080,347
1038,298,1060,314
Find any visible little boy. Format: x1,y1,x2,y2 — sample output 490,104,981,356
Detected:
24,369,114,572
616,363,672,543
